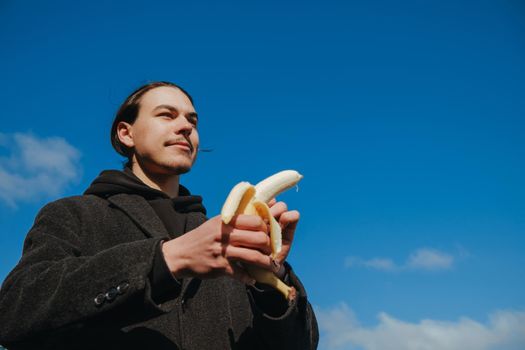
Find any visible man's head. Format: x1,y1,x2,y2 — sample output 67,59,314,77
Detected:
111,81,199,175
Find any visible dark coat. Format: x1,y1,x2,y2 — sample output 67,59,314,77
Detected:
0,193,318,349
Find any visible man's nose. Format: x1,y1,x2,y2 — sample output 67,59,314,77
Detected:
176,117,193,135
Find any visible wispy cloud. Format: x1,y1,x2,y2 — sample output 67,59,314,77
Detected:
345,248,456,272
0,132,81,207
345,256,397,271
406,248,454,270
316,303,525,350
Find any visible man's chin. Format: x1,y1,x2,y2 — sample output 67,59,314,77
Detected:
133,156,194,176
161,162,192,175
173,165,191,175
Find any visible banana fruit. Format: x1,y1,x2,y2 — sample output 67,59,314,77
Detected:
221,170,303,302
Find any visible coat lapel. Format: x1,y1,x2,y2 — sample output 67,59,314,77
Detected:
109,193,207,298
108,194,169,239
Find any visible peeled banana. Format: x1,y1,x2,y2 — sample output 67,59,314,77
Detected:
221,170,303,301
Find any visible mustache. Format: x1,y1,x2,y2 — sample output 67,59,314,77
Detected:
165,138,195,153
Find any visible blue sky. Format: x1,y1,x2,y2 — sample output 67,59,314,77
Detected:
1,1,524,349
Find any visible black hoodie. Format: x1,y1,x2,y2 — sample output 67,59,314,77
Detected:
84,168,207,302
85,168,206,238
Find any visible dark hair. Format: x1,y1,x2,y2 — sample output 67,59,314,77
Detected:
110,81,194,167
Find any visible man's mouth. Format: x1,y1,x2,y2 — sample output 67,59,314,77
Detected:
166,140,193,153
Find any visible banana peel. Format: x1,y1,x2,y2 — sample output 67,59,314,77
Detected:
221,170,303,302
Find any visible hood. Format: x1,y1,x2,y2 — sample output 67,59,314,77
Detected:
84,168,206,214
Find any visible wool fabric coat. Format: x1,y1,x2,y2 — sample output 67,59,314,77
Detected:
0,170,318,349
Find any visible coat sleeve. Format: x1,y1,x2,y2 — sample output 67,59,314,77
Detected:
247,262,319,350
0,199,176,346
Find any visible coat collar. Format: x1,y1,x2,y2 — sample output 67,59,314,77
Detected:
107,193,169,239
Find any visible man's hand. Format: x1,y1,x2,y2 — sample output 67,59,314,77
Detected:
268,198,300,265
161,215,274,284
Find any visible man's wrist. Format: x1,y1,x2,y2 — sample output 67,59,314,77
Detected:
149,241,182,303
271,258,290,279
274,261,287,279
161,239,186,278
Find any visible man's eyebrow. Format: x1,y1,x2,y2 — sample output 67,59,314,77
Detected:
153,104,198,119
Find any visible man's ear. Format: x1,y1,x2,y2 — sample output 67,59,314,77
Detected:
117,121,135,148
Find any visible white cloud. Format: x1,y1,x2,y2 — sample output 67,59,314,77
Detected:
316,303,525,350
345,257,397,271
345,248,456,272
407,248,454,270
0,132,81,207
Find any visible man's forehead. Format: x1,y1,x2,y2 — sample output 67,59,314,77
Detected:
140,86,195,111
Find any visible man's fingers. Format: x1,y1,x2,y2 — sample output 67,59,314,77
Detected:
229,214,267,232
268,198,277,207
223,245,273,271
269,201,287,218
279,210,300,240
279,209,300,223
228,230,272,255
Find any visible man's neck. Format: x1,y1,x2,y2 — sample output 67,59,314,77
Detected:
131,162,180,198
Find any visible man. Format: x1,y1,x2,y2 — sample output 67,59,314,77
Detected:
0,81,319,349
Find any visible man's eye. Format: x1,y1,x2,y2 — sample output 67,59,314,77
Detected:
158,113,174,119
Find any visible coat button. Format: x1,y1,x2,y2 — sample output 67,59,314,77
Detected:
94,293,105,306
117,281,129,294
105,287,118,301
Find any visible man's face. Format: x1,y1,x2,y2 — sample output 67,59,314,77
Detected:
121,86,199,175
